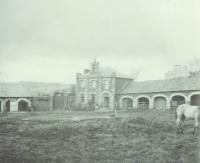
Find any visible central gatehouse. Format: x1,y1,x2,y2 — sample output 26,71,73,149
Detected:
76,59,200,110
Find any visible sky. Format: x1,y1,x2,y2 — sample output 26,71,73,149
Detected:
0,0,199,83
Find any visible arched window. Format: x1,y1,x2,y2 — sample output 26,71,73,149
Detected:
18,100,30,111
190,94,200,106
138,97,149,110
122,98,133,110
154,97,167,109
171,95,185,110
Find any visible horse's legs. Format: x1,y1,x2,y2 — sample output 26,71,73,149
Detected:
180,123,184,134
179,121,184,134
193,118,199,135
176,118,181,134
192,127,196,135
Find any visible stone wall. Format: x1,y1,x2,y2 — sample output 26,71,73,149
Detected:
32,96,53,111
0,97,32,112
117,90,200,110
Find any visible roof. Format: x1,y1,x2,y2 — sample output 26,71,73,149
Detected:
0,83,32,97
0,82,74,97
119,76,200,94
20,82,73,96
99,67,132,79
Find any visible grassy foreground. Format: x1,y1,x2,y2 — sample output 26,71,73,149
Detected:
0,110,199,163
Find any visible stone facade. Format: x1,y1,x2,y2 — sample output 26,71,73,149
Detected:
165,65,189,79
117,76,200,110
76,59,133,110
117,90,200,110
76,60,200,111
32,96,53,111
0,97,32,112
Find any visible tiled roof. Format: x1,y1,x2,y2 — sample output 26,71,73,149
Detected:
0,83,32,97
119,76,200,94
99,67,132,79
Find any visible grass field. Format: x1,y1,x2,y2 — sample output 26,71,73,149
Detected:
0,110,199,163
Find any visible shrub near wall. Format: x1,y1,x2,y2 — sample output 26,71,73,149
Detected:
32,96,53,111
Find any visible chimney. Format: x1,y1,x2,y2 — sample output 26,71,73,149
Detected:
84,69,90,75
90,58,99,74
76,73,82,77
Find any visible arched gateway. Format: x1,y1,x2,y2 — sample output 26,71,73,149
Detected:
17,98,31,111
189,92,200,106
137,97,150,110
154,97,167,110
122,98,133,110
169,93,186,110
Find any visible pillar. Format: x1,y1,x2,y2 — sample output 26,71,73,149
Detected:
185,96,191,105
133,99,137,110
148,98,153,109
11,100,18,111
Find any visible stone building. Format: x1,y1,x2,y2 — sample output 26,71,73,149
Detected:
76,59,133,110
53,90,76,111
117,76,200,110
76,60,200,110
165,65,189,80
0,84,32,112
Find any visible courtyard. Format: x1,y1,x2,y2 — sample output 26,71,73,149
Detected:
0,110,199,163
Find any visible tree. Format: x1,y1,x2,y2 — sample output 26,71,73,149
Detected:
130,70,141,81
186,59,200,77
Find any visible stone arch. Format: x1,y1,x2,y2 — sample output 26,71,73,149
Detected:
169,93,187,110
152,94,168,110
0,99,3,112
169,93,187,102
4,98,12,104
16,98,31,106
136,95,151,110
188,92,200,106
4,98,13,112
120,96,134,110
152,94,168,101
135,95,151,102
188,92,200,100
101,91,111,96
17,98,31,111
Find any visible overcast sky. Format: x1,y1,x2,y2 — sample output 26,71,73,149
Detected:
0,0,199,83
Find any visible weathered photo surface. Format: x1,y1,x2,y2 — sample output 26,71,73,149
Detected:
0,0,200,163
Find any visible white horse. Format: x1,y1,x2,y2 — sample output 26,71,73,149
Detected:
175,104,200,134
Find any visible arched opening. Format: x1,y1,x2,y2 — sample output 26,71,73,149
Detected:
171,95,185,110
138,97,149,110
154,97,167,109
190,94,200,106
122,98,133,110
18,100,30,111
5,100,10,112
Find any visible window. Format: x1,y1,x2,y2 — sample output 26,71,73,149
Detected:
80,94,85,103
104,80,110,89
91,80,97,88
91,94,96,103
80,80,85,88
